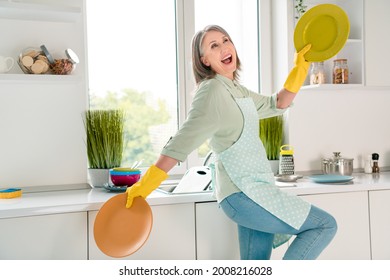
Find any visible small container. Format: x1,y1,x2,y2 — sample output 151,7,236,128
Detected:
333,59,349,84
310,61,326,85
322,152,354,176
279,145,295,175
18,46,52,74
364,155,372,174
50,48,79,75
372,153,380,173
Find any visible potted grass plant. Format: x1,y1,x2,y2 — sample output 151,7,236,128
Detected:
259,115,284,174
84,109,125,187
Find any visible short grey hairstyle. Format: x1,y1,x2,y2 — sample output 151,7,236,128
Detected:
191,25,241,85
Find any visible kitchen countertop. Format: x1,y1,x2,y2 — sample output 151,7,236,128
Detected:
1,172,390,219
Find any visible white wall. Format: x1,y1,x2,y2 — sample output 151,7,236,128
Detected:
289,88,390,172
0,0,88,188
272,0,390,173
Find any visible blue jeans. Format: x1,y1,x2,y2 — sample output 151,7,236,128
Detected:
220,192,337,260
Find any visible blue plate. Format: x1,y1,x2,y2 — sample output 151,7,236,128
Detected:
308,174,354,184
103,183,128,192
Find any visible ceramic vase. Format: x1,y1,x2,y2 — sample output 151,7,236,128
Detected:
88,168,109,188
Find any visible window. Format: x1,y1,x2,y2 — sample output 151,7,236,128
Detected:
86,0,260,173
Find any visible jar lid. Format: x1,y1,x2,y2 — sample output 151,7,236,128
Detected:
334,58,347,62
40,45,55,64
323,152,353,163
372,153,379,160
65,48,79,64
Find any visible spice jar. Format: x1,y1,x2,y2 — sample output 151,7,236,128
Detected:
310,61,326,85
333,59,349,84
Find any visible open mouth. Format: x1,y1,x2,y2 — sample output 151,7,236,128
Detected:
221,54,233,64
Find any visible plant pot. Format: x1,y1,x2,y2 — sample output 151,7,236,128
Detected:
88,168,110,188
268,160,279,175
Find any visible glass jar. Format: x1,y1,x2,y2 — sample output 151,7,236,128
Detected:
50,49,79,75
333,59,349,84
310,61,326,85
18,46,53,74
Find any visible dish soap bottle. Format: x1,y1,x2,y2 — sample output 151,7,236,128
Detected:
372,153,380,173
279,145,295,175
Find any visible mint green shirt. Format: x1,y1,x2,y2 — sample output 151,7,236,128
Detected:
161,74,288,202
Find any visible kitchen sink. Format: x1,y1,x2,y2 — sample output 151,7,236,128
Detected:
157,184,212,195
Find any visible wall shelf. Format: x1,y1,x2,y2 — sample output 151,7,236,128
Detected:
0,73,82,84
0,1,81,22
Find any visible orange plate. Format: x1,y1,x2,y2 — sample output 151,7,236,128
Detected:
93,194,153,258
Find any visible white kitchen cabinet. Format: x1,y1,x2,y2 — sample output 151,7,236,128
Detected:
364,0,390,86
88,203,196,260
195,201,287,260
0,212,87,260
300,191,371,259
195,191,371,260
369,189,390,259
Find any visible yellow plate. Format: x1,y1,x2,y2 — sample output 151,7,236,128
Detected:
294,4,350,62
93,194,152,258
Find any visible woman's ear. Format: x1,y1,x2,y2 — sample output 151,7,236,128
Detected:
201,57,210,67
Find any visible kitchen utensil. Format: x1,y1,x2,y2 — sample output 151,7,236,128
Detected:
0,56,14,73
275,174,303,183
279,145,295,175
294,4,350,62
322,152,354,176
308,174,354,184
93,194,152,258
172,166,211,193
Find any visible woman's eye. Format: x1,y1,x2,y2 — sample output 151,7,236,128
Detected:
211,43,218,49
223,38,229,43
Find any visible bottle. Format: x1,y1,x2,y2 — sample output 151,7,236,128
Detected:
310,61,326,85
372,153,380,173
364,155,372,174
333,59,349,84
279,145,295,175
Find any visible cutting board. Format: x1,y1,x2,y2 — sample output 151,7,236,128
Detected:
172,166,211,193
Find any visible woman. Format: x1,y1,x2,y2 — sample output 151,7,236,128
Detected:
126,25,337,260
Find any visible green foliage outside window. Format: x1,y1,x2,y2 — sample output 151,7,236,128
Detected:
89,88,170,166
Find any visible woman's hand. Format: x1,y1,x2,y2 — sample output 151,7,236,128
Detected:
125,155,177,208
126,165,168,208
283,44,311,93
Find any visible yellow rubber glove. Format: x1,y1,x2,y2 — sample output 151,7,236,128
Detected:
126,165,168,208
283,44,312,93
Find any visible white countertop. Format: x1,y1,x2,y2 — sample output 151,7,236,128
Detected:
1,172,390,219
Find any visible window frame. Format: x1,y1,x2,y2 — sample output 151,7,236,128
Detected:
172,0,272,175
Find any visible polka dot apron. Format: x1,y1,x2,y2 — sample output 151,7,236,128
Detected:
216,96,311,247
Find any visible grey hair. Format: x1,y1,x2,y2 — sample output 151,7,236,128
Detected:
191,25,241,85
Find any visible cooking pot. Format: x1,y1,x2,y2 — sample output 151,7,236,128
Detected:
322,152,354,176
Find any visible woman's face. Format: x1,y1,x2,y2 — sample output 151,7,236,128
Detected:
201,30,237,80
